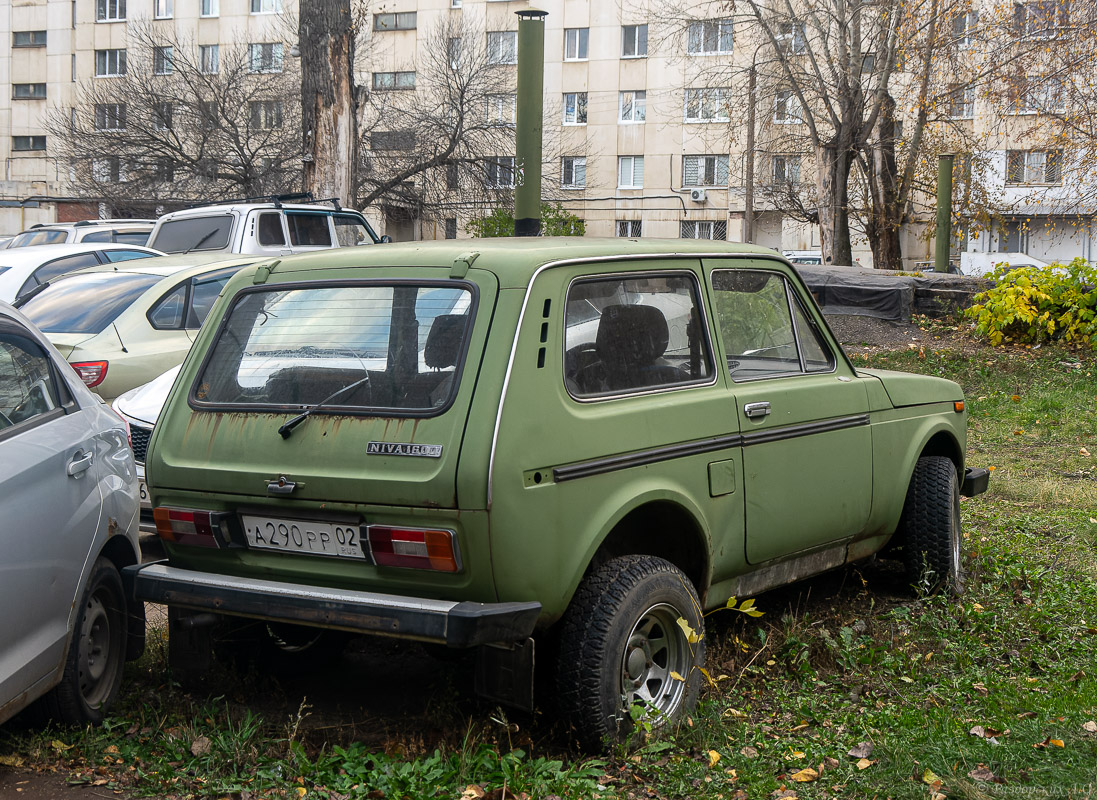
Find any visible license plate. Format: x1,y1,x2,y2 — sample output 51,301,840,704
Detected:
138,481,150,507
241,515,367,559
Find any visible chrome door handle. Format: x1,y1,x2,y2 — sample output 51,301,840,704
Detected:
744,401,771,419
67,450,94,477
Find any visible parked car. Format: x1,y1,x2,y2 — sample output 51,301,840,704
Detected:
16,254,259,400
958,252,1050,278
127,238,988,750
0,302,143,727
146,195,387,256
0,242,163,303
6,219,156,249
784,249,824,265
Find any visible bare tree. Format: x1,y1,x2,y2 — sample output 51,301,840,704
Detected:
356,16,518,221
47,23,301,211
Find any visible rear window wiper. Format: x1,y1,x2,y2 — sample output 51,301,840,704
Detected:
277,374,372,439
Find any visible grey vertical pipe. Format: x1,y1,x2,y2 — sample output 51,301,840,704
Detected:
935,154,954,273
514,10,547,237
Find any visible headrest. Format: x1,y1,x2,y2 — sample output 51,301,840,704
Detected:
423,314,466,369
595,304,669,366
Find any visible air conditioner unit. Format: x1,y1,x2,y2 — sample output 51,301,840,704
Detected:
689,188,707,203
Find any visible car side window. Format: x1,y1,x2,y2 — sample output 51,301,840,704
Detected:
257,212,286,246
81,230,112,242
185,274,233,328
103,249,155,263
33,253,101,285
0,333,61,433
286,213,333,247
564,273,712,398
149,284,187,330
333,214,370,246
710,269,832,380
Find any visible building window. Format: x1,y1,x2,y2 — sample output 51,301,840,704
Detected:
564,28,589,60
561,156,586,188
1013,1,1067,38
774,89,803,123
447,37,462,68
622,24,648,57
487,31,517,64
94,102,127,131
616,219,642,237
199,100,218,130
772,154,801,184
683,154,729,187
13,84,47,100
486,94,516,126
1006,149,1062,184
374,12,416,30
370,130,416,150
12,136,46,152
96,0,126,22
153,46,173,75
154,0,173,18
1009,75,1065,114
953,10,978,47
372,71,416,90
13,31,47,48
451,0,462,7
776,22,806,54
249,100,284,129
250,0,281,13
446,163,459,190
248,43,283,73
93,156,126,182
563,92,587,125
618,156,644,188
684,87,732,122
95,49,127,77
155,157,175,181
681,220,726,240
153,101,173,131
201,0,219,16
949,83,975,118
619,90,646,122
486,157,516,188
200,44,219,74
445,218,458,239
687,18,733,54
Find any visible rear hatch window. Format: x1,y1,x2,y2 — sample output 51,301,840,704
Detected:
19,273,160,334
150,216,233,253
194,282,475,415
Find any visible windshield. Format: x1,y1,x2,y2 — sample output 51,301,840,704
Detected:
149,216,233,253
195,282,475,414
20,273,161,334
9,230,68,248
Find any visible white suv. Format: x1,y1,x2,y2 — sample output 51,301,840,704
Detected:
7,219,155,249
146,197,386,255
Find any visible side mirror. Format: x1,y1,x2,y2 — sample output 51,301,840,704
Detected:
379,235,393,244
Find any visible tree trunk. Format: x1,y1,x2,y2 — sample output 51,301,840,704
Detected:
300,0,358,205
815,143,855,266
866,94,904,270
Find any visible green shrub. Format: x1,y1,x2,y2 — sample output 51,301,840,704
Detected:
465,202,585,237
964,256,1097,348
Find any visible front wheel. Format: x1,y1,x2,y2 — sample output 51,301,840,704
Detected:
40,558,128,724
895,456,964,594
555,555,704,751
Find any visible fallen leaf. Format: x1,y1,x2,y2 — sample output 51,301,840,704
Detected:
676,618,702,644
190,736,210,757
669,670,686,682
461,786,486,800
1081,448,1091,457
848,742,873,759
1016,711,1037,719
0,755,24,767
857,758,875,770
969,765,997,782
922,768,942,786
1050,739,1065,748
295,789,307,799
50,740,73,752
707,750,721,768
789,750,806,759
104,745,119,755
1068,670,1085,683
770,790,798,799
740,746,760,758
972,603,985,612
969,725,986,737
1011,394,1021,402
790,767,818,783
972,683,989,696
1083,721,1097,733
824,757,840,768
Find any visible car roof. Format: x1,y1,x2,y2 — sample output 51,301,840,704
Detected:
0,242,161,267
262,237,784,289
28,219,155,229
157,203,362,219
66,252,262,281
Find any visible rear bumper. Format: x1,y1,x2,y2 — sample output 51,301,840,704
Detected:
961,466,990,497
124,562,541,648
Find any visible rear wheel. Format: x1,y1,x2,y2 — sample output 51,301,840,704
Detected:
555,555,704,751
895,456,964,594
40,559,128,724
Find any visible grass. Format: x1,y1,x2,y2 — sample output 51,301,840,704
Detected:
2,332,1096,799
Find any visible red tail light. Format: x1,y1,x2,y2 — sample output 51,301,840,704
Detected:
71,361,108,388
153,507,229,548
368,526,461,572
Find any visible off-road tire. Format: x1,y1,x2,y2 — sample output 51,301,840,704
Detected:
555,555,704,751
896,456,964,595
39,558,128,724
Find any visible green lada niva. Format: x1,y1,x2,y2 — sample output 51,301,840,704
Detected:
127,238,988,749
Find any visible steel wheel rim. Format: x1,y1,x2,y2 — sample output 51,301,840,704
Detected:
950,486,962,585
620,603,692,723
78,591,121,708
